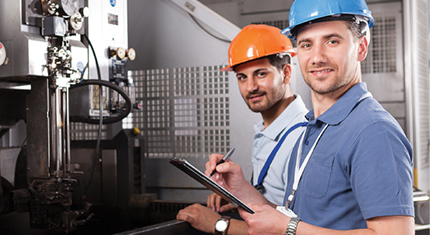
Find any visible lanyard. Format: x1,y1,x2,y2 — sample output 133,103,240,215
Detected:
286,92,372,207
254,121,308,189
287,123,328,206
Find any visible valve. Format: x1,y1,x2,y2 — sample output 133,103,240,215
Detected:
126,48,136,61
69,7,90,31
109,47,126,59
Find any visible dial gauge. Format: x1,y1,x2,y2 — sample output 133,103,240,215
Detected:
59,0,79,16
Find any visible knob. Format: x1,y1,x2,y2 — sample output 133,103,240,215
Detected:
109,47,126,59
79,7,90,17
126,48,136,61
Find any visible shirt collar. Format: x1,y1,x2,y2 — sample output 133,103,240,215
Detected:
305,83,369,125
255,95,308,141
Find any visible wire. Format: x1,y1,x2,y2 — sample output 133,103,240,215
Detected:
81,34,101,82
70,79,132,124
188,13,231,43
75,32,132,124
77,35,133,199
80,34,103,200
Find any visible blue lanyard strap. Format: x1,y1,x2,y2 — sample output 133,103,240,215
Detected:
255,121,308,188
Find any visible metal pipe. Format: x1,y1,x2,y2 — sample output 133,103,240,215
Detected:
62,87,67,176
55,88,62,178
65,86,71,175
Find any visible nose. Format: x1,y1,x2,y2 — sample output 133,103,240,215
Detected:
310,43,327,66
246,77,258,92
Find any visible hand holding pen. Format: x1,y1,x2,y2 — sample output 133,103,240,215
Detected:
209,147,235,177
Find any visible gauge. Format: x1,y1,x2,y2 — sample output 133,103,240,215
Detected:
58,0,79,16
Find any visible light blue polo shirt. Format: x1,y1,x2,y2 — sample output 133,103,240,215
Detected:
252,95,308,205
284,83,414,229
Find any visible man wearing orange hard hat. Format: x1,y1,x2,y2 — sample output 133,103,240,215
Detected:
177,24,308,235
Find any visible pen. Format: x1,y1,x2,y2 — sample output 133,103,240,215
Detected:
209,147,235,177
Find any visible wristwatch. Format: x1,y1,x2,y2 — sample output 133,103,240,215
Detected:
215,216,231,235
286,216,301,235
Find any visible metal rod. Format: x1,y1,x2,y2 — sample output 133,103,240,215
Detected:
55,89,60,177
65,86,71,175
62,88,67,177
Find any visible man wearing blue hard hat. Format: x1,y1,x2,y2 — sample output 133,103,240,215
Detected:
205,0,414,234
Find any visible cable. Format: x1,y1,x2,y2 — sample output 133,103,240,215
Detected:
70,79,132,124
74,33,132,124
77,34,133,199
80,34,103,200
188,13,231,43
81,34,101,82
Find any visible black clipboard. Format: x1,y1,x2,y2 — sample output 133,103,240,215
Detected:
169,157,255,214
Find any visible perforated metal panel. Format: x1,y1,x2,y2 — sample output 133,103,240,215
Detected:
362,16,397,74
70,122,107,140
128,65,231,159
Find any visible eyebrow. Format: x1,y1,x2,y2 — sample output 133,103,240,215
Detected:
297,33,344,45
236,68,268,78
236,72,245,78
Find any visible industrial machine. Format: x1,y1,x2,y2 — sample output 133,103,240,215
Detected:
0,0,142,233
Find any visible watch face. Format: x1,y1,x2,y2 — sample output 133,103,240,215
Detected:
215,220,228,232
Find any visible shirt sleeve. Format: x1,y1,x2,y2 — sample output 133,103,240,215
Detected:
347,121,414,219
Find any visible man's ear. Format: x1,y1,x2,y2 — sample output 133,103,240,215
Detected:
357,36,368,62
282,64,292,84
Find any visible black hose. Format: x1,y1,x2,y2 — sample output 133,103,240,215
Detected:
80,34,103,200
70,79,132,124
81,34,101,82
77,34,132,200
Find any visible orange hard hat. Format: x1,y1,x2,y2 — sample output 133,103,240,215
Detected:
221,24,296,71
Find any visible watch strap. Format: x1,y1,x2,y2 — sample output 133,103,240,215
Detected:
286,216,301,235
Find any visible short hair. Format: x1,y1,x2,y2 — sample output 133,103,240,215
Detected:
347,18,368,41
268,53,291,71
232,53,291,72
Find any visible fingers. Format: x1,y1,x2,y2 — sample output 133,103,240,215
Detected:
205,153,224,177
238,206,250,220
219,203,236,213
207,193,225,212
177,208,194,223
214,194,222,211
238,204,261,220
206,193,217,211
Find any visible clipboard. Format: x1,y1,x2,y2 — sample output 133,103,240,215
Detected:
169,157,255,214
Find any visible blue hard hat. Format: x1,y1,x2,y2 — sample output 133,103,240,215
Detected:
282,0,374,39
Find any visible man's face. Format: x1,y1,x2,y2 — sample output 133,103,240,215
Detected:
296,20,366,95
235,57,287,113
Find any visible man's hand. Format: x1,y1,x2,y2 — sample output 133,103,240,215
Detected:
205,153,271,206
207,193,236,212
238,204,290,235
176,203,221,234
205,153,252,199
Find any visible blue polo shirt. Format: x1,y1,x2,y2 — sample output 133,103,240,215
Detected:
284,83,414,230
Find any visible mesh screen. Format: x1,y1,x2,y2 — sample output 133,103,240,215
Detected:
362,16,397,74
129,66,231,159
